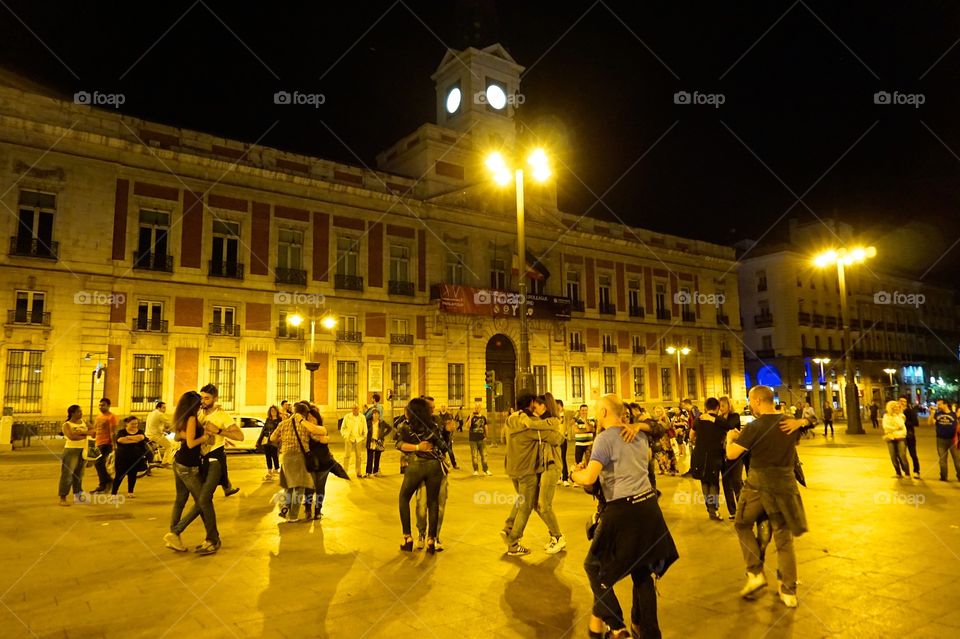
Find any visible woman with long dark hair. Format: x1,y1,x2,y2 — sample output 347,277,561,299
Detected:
396,397,446,553
258,405,282,480
58,405,94,506
164,391,220,554
302,403,349,520
270,401,327,522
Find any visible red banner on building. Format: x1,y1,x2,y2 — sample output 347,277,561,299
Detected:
431,284,571,321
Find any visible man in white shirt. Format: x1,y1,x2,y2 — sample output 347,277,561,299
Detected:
198,384,243,496
340,404,368,478
145,401,174,467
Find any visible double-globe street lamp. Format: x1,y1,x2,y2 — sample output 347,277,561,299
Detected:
665,345,691,403
286,312,337,403
813,245,876,434
485,147,551,396
883,367,898,400
812,356,831,416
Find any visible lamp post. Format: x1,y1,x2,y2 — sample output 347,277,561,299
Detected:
486,148,551,396
812,357,831,416
83,352,110,420
883,368,897,400
665,345,691,402
813,245,876,434
287,312,337,403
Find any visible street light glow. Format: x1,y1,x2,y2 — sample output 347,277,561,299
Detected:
665,346,691,355
883,368,897,374
528,148,551,182
812,246,876,267
286,313,304,327
321,315,338,330
812,357,831,364
485,151,512,185
666,346,676,355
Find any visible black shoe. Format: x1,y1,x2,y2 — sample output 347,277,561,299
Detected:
224,487,240,497
304,504,313,520
728,515,736,521
709,512,723,521
400,537,414,552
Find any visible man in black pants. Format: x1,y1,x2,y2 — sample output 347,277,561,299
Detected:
869,401,880,429
899,396,921,478
822,404,834,436
198,384,244,496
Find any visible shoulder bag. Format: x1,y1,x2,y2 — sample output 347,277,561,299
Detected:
292,419,320,473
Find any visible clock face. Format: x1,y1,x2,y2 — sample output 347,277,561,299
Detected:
445,87,462,114
485,84,507,110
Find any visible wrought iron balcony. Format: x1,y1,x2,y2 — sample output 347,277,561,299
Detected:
811,314,825,327
825,316,838,329
274,267,307,286
390,333,414,345
276,324,304,339
133,251,173,272
388,280,415,296
337,330,363,343
9,236,58,259
720,348,732,358
602,343,618,353
131,318,168,333
599,302,617,315
209,260,244,279
569,342,586,352
681,311,697,323
335,274,364,291
6,310,50,326
208,322,240,337
717,313,730,326
632,345,646,355
754,313,774,328
755,348,775,359
629,305,645,318
656,308,671,320
570,299,585,313
798,312,811,325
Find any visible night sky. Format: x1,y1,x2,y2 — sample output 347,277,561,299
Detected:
3,1,960,285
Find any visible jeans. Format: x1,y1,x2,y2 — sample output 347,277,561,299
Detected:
285,487,306,518
584,551,661,637
504,474,540,545
535,466,562,537
208,447,232,492
262,443,279,471
58,448,85,498
469,440,488,472
560,439,569,481
886,440,910,476
575,444,590,465
937,437,960,480
722,459,744,517
417,474,448,537
700,480,720,515
735,486,797,595
343,441,364,476
823,419,834,436
400,458,443,537
171,461,220,544
366,448,383,475
905,436,920,474
94,444,112,488
305,471,330,513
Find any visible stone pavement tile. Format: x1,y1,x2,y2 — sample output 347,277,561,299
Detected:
905,621,959,638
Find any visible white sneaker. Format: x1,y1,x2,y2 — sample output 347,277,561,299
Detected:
473,471,480,476
562,480,570,487
740,572,767,598
778,584,798,608
263,473,273,481
556,479,562,485
545,535,567,554
484,470,492,476
163,532,187,552
415,535,426,550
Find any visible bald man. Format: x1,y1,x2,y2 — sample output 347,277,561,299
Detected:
726,385,808,609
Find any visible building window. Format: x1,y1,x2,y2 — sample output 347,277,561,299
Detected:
603,366,616,394
276,359,301,403
135,301,164,331
722,368,732,396
628,279,641,311
490,258,507,290
571,366,584,401
448,363,464,405
598,274,613,310
208,357,236,410
211,220,240,273
336,235,360,276
800,334,807,349
391,317,410,337
686,368,697,398
566,271,581,303
632,335,644,354
827,336,834,351
633,367,645,399
602,333,616,352
337,361,359,408
533,365,547,395
391,362,411,401
4,349,42,413
212,306,235,334
277,228,304,270
136,209,170,268
131,354,163,412
761,335,773,350
14,190,56,257
13,290,45,325
661,368,672,400
446,252,465,284
655,282,667,313
569,330,584,351
389,244,410,282
529,278,545,295
341,315,358,334
756,270,767,292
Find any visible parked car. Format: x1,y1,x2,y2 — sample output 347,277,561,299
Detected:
166,416,266,453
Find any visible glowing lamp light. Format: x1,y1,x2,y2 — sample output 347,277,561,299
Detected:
485,84,507,110
286,313,304,327
528,148,551,182
485,151,512,185
445,87,461,114
813,246,876,267
321,315,338,330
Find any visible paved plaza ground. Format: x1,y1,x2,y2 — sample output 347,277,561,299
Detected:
1,424,958,639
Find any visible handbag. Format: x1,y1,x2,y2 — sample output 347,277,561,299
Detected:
82,438,101,461
292,419,320,473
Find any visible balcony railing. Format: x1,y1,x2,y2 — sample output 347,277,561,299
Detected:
570,342,586,352
337,330,363,343
388,280,415,296
335,274,364,291
131,318,168,333
629,305,645,318
757,280,768,292
599,302,617,315
390,333,414,345
755,348,775,359
825,316,838,329
811,314,825,327
9,236,58,259
6,310,50,326
720,348,732,358
133,251,173,272
754,313,774,328
209,260,244,279
717,313,730,326
276,325,304,340
275,267,307,286
602,344,618,353
656,308,671,320
798,312,811,325
208,322,240,337
632,345,646,355
571,299,585,313
681,310,697,323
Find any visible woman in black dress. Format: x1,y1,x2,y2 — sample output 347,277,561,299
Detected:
112,416,149,499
